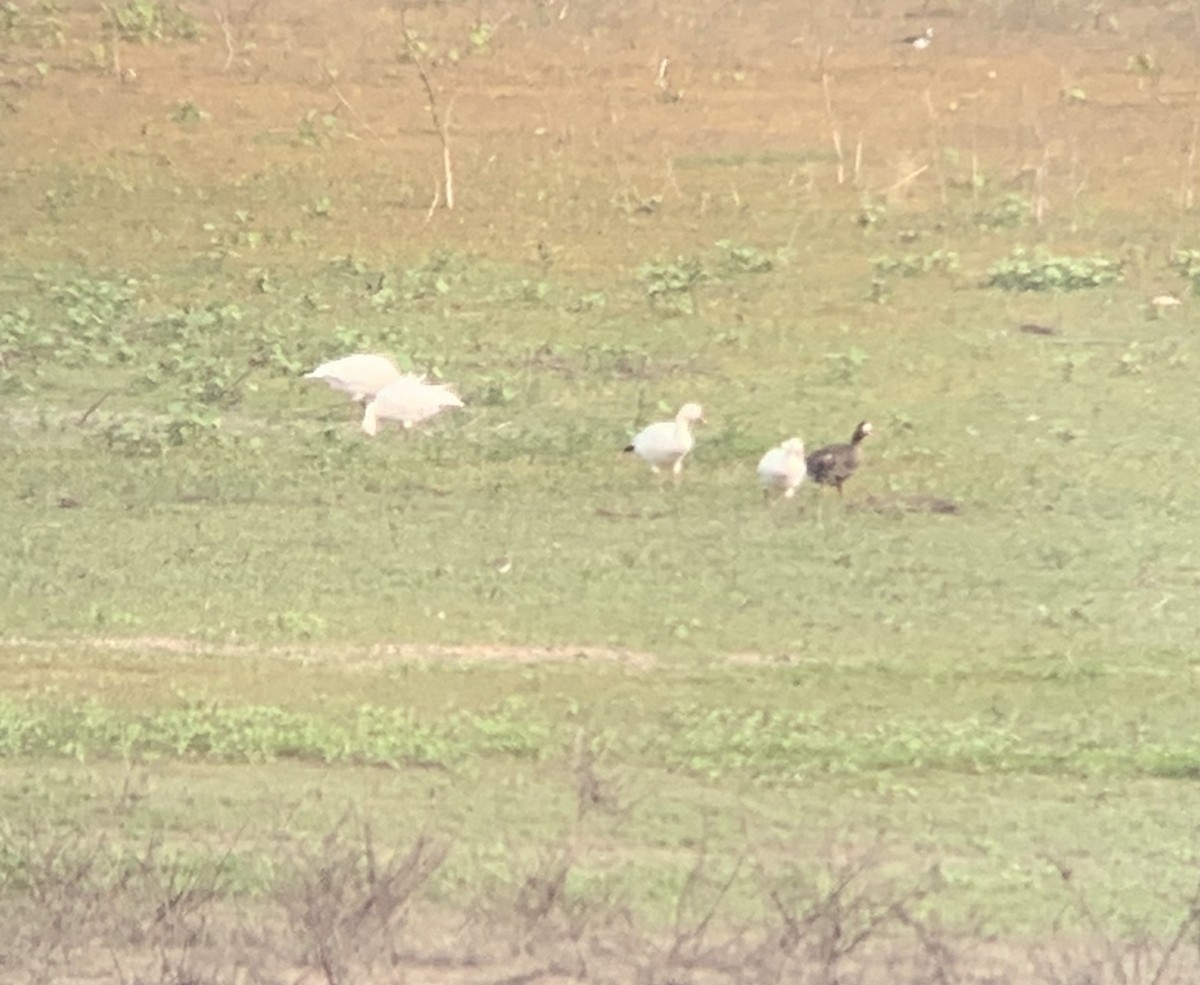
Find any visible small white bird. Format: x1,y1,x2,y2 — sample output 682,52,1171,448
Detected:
624,402,705,483
362,375,464,436
899,26,933,49
757,437,807,503
304,354,407,403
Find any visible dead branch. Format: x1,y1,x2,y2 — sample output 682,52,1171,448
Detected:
399,7,455,210
320,63,382,140
212,5,236,71
78,390,113,427
821,73,845,185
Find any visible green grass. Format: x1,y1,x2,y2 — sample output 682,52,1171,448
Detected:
2,235,1198,947
3,2,1200,975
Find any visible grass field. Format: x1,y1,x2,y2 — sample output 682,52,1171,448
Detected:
2,0,1200,981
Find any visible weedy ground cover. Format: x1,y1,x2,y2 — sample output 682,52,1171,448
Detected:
2,0,1200,980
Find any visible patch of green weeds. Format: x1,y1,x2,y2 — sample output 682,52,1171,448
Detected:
468,18,495,54
1168,249,1200,294
714,240,779,274
0,275,139,375
563,290,607,313
168,99,209,124
330,250,467,308
638,257,705,315
0,697,553,768
293,108,341,147
302,196,333,220
866,250,958,302
1115,339,1188,376
106,0,199,43
652,705,1200,783
0,0,65,46
974,193,1031,229
871,250,960,278
855,198,887,230
101,403,223,457
824,346,869,384
985,247,1123,291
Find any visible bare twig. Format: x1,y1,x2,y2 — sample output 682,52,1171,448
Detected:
99,4,121,78
655,56,681,102
821,73,845,185
885,164,929,195
924,88,947,206
1182,119,1199,211
399,7,455,210
320,63,381,140
212,5,236,71
78,391,113,427
424,184,441,224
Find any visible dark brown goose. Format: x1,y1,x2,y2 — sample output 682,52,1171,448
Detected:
806,421,872,496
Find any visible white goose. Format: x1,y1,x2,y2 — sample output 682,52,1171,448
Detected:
362,375,464,436
757,437,807,503
304,354,408,403
624,402,705,483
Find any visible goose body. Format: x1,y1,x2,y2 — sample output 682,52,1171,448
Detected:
806,421,872,496
362,376,464,435
625,402,704,481
304,354,407,403
757,438,807,500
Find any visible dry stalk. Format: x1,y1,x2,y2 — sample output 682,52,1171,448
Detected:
212,5,236,70
399,7,455,211
1068,136,1087,232
320,63,381,140
1182,119,1199,211
923,88,948,206
99,4,121,78
821,73,845,185
77,390,113,426
1034,145,1050,226
655,57,681,102
885,163,929,196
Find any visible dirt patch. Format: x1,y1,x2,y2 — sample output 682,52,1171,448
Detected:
851,492,965,515
4,0,1199,274
0,634,657,668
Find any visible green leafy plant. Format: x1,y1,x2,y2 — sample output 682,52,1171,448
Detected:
870,250,960,279
1127,51,1161,80
974,193,1031,230
714,240,777,274
638,257,705,315
824,346,869,384
169,99,209,124
986,248,1123,292
1169,249,1200,294
1,0,65,45
468,19,495,52
855,198,887,229
293,108,341,147
866,250,958,303
106,0,199,43
302,196,332,219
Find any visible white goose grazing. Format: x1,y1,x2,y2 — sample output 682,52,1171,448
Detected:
304,354,407,404
757,437,807,503
624,402,705,483
362,375,464,436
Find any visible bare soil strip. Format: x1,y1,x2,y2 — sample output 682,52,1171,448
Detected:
0,634,656,669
